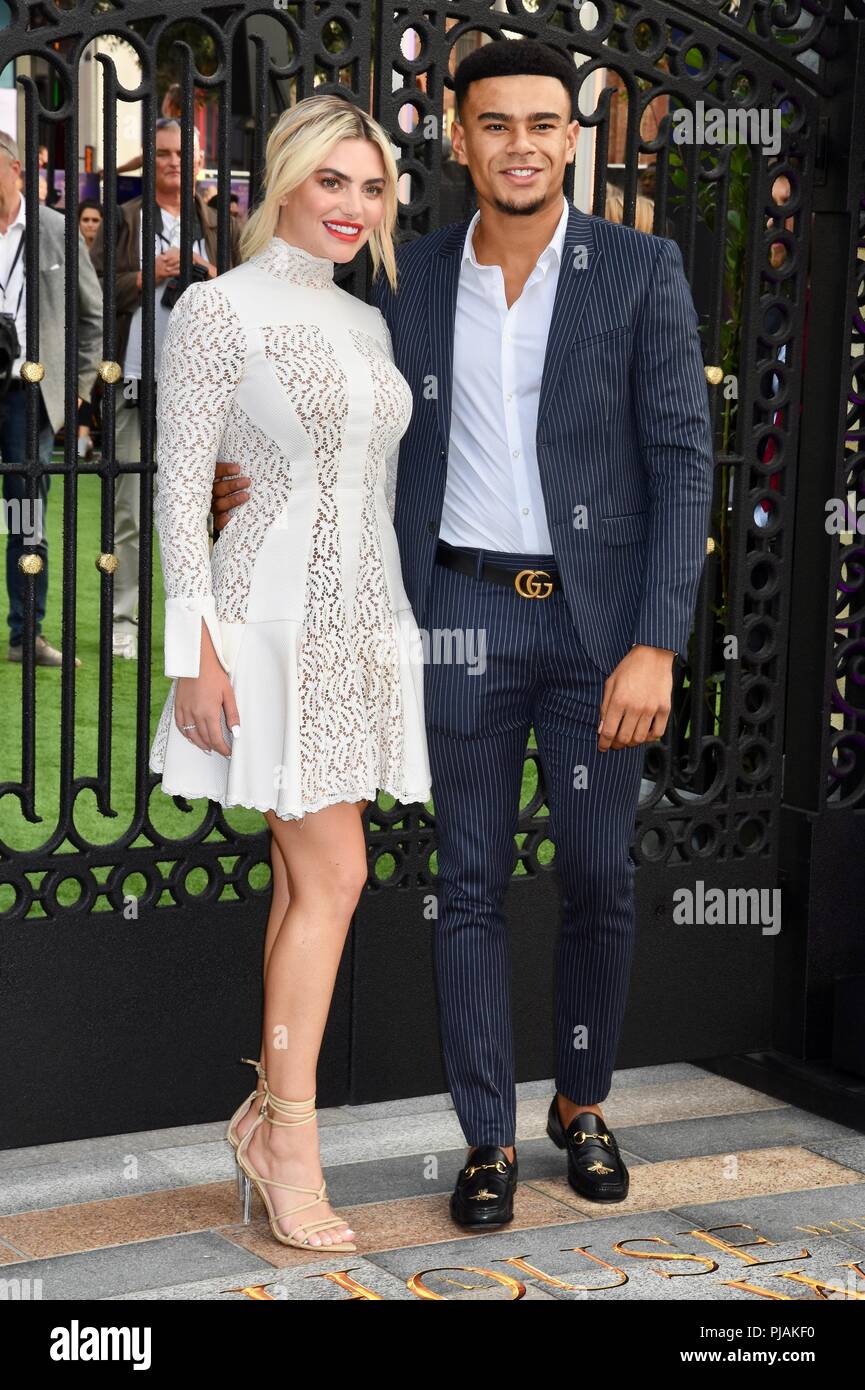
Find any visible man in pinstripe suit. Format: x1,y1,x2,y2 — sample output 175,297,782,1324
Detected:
213,39,713,1226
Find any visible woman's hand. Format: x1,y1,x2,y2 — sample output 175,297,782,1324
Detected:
175,619,240,756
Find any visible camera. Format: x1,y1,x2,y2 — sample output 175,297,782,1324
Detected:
160,260,210,310
0,311,21,396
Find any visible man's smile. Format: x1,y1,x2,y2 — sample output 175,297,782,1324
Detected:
499,166,542,184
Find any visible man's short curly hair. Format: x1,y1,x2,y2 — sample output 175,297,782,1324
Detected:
453,38,579,122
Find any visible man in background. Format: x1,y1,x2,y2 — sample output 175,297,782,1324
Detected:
0,130,102,666
90,117,241,659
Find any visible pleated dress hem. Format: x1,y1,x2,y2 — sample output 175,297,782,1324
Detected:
148,771,431,823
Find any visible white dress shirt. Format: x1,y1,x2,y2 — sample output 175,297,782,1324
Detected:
0,191,27,378
123,207,209,381
439,194,570,553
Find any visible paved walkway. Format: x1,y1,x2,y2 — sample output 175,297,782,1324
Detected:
2,1063,864,1301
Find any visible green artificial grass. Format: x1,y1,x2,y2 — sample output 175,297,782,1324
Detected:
0,460,552,914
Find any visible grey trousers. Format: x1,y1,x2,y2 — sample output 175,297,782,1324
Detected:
113,399,145,634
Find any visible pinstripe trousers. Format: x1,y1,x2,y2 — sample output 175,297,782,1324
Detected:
423,547,646,1147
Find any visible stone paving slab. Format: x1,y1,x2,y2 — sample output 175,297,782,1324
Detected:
0,1180,248,1259
562,1076,789,1129
668,1184,865,1254
158,1108,471,1176
800,1136,865,1177
107,1260,420,1301
598,1062,719,1088
0,1233,275,1301
0,1152,199,1217
611,1106,859,1162
0,1125,235,1178
524,1146,864,1219
110,1261,559,1300
0,1107,356,1180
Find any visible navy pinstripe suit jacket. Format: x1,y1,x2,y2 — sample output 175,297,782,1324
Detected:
371,201,714,675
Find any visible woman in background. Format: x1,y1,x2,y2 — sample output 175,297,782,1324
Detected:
77,199,103,459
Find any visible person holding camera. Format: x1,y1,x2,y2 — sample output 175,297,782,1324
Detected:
89,117,240,660
0,130,102,667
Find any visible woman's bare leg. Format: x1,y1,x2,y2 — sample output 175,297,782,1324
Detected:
233,826,294,1145
242,799,369,1246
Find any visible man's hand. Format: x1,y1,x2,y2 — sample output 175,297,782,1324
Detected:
192,252,217,279
597,644,675,751
212,460,251,532
154,248,180,284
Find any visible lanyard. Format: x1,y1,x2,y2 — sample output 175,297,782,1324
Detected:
0,227,25,320
154,201,204,252
150,222,204,258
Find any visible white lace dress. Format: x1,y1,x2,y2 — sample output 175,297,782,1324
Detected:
148,235,431,822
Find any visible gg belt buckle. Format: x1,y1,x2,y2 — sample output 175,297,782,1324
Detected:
514,567,553,599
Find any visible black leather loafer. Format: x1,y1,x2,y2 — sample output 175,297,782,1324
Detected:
546,1095,629,1202
450,1144,518,1227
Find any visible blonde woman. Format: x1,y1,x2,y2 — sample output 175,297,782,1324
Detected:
148,95,431,1251
604,183,655,234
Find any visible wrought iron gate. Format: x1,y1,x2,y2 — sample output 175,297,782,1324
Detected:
0,1,863,1145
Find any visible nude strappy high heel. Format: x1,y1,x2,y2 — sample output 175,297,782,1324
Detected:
235,1082,356,1251
226,1057,266,1152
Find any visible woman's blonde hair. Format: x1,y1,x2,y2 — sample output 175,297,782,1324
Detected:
239,95,400,291
604,184,655,235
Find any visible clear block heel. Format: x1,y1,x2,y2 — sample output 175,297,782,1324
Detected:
235,1082,356,1251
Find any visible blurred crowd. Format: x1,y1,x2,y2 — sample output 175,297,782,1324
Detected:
0,104,246,667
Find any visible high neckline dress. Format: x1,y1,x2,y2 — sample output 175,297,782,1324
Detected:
148,234,432,823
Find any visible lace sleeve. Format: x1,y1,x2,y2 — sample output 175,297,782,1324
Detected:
154,278,247,678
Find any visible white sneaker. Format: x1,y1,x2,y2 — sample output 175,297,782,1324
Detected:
113,630,138,660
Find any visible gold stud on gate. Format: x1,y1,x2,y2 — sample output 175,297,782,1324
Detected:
18,553,43,574
98,360,122,383
20,360,44,383
96,552,119,574
704,365,723,385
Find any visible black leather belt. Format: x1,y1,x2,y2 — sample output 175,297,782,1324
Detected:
435,540,562,598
